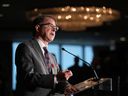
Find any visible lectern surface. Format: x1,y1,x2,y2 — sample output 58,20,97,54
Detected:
73,78,112,95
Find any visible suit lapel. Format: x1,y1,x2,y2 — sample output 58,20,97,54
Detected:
31,39,49,73
30,39,59,74
49,54,59,74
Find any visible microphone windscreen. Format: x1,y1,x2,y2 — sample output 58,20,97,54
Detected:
61,48,65,51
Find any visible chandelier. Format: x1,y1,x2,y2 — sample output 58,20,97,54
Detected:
26,6,120,31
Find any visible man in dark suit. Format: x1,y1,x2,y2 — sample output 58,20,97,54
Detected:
15,15,77,96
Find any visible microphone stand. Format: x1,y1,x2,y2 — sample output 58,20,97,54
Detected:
62,48,99,80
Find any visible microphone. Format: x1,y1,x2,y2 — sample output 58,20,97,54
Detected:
61,47,99,80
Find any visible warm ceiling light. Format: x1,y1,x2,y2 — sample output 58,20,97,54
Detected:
2,3,10,7
26,6,120,31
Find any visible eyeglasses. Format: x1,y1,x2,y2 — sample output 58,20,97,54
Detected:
39,23,59,32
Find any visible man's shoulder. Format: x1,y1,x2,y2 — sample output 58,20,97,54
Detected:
17,39,35,49
20,39,36,45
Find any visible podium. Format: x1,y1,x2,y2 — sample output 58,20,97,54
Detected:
73,77,112,96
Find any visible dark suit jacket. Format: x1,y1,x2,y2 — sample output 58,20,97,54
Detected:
15,39,66,96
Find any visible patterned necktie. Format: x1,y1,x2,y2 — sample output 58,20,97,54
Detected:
43,47,49,62
43,47,51,73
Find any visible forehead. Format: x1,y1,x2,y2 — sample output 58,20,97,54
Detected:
42,17,56,24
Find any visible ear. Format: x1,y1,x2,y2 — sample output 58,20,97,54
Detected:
35,25,40,32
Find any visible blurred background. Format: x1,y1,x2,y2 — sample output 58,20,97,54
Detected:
0,0,128,96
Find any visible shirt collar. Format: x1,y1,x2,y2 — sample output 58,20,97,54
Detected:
36,37,48,48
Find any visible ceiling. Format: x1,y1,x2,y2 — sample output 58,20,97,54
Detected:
0,0,128,41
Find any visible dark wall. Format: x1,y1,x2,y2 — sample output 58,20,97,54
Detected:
0,41,13,96
115,41,128,96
